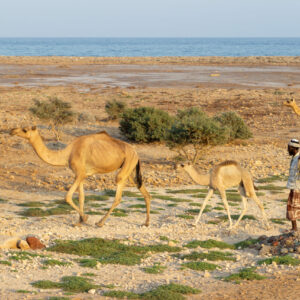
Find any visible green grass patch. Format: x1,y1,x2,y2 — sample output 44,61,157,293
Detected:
78,258,98,268
142,263,167,274
47,238,181,266
0,260,12,266
32,276,99,293
20,206,71,217
257,184,286,191
104,283,201,300
223,267,266,283
184,239,235,250
153,195,192,202
112,211,128,217
258,256,300,266
166,188,208,194
0,198,7,203
190,193,207,198
128,204,146,209
159,236,169,241
270,218,287,225
182,261,219,271
86,211,104,215
123,191,141,197
16,290,32,294
234,238,259,249
17,201,45,207
176,214,194,220
9,251,42,261
85,194,110,201
177,250,235,262
42,259,71,267
257,175,287,183
214,206,224,211
167,203,177,207
218,214,256,222
226,193,242,202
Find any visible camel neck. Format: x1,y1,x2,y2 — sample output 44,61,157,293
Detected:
185,166,210,186
292,105,300,115
29,133,71,166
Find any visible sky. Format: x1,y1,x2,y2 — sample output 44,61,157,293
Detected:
1,0,300,38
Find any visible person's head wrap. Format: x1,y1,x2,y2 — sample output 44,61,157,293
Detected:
288,138,300,148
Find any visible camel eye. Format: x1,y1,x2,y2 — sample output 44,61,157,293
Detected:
22,128,27,133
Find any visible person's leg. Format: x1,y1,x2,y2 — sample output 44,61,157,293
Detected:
292,220,298,231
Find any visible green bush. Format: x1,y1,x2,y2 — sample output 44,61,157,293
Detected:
105,100,127,120
119,107,174,143
166,108,229,162
213,111,252,140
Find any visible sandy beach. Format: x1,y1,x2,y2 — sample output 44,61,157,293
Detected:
0,56,300,299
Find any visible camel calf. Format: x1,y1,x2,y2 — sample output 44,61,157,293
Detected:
176,160,270,229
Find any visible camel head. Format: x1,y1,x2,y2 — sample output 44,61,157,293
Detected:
10,126,38,140
283,98,296,108
175,162,193,171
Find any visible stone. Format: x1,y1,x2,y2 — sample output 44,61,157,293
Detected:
26,236,45,250
259,244,272,256
88,289,96,295
280,248,289,255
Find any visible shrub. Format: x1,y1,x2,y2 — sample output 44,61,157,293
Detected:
213,111,252,140
166,108,229,162
119,107,174,142
105,100,127,120
29,97,75,140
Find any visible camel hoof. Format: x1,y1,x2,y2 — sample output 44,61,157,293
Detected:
80,215,89,223
95,222,104,227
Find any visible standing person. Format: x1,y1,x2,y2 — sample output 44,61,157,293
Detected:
286,139,300,231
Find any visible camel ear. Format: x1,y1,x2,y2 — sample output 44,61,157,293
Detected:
32,126,37,130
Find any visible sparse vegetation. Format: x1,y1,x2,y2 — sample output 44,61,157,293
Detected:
182,261,219,271
29,97,75,140
142,263,167,274
223,267,266,283
177,250,236,262
258,256,300,266
184,239,235,250
105,99,127,120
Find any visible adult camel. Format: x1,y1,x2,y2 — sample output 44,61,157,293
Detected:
10,126,151,227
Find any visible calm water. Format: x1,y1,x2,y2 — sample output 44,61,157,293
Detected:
0,38,300,57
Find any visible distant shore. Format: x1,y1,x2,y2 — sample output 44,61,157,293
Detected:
1,55,300,66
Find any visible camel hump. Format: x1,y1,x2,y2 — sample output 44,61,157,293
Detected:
97,130,110,136
218,160,239,167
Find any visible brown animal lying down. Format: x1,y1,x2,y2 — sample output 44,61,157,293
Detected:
0,235,45,250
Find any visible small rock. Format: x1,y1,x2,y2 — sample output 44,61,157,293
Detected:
168,241,176,247
280,248,289,255
26,236,45,250
259,244,272,256
88,289,96,295
204,270,211,278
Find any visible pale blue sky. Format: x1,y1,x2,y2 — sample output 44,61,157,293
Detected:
1,0,300,37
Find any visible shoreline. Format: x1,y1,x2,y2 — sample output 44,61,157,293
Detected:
1,55,300,66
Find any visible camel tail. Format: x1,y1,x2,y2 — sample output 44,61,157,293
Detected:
136,160,143,188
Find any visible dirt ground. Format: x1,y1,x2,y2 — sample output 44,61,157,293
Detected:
0,56,300,299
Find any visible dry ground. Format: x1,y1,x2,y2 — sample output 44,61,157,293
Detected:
0,56,300,299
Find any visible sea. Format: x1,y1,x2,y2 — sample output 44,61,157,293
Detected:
0,38,300,57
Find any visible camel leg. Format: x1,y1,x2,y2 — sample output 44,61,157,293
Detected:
194,188,214,226
232,196,248,228
129,173,151,226
65,177,86,224
219,190,233,229
74,182,88,226
251,194,270,229
139,183,151,226
96,181,125,227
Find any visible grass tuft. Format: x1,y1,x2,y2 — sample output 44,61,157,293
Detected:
181,261,219,271
142,263,167,274
223,267,266,283
258,256,300,266
184,239,235,250
178,250,235,262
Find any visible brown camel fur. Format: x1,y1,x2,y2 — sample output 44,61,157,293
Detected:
10,126,151,227
176,160,269,229
283,98,300,116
